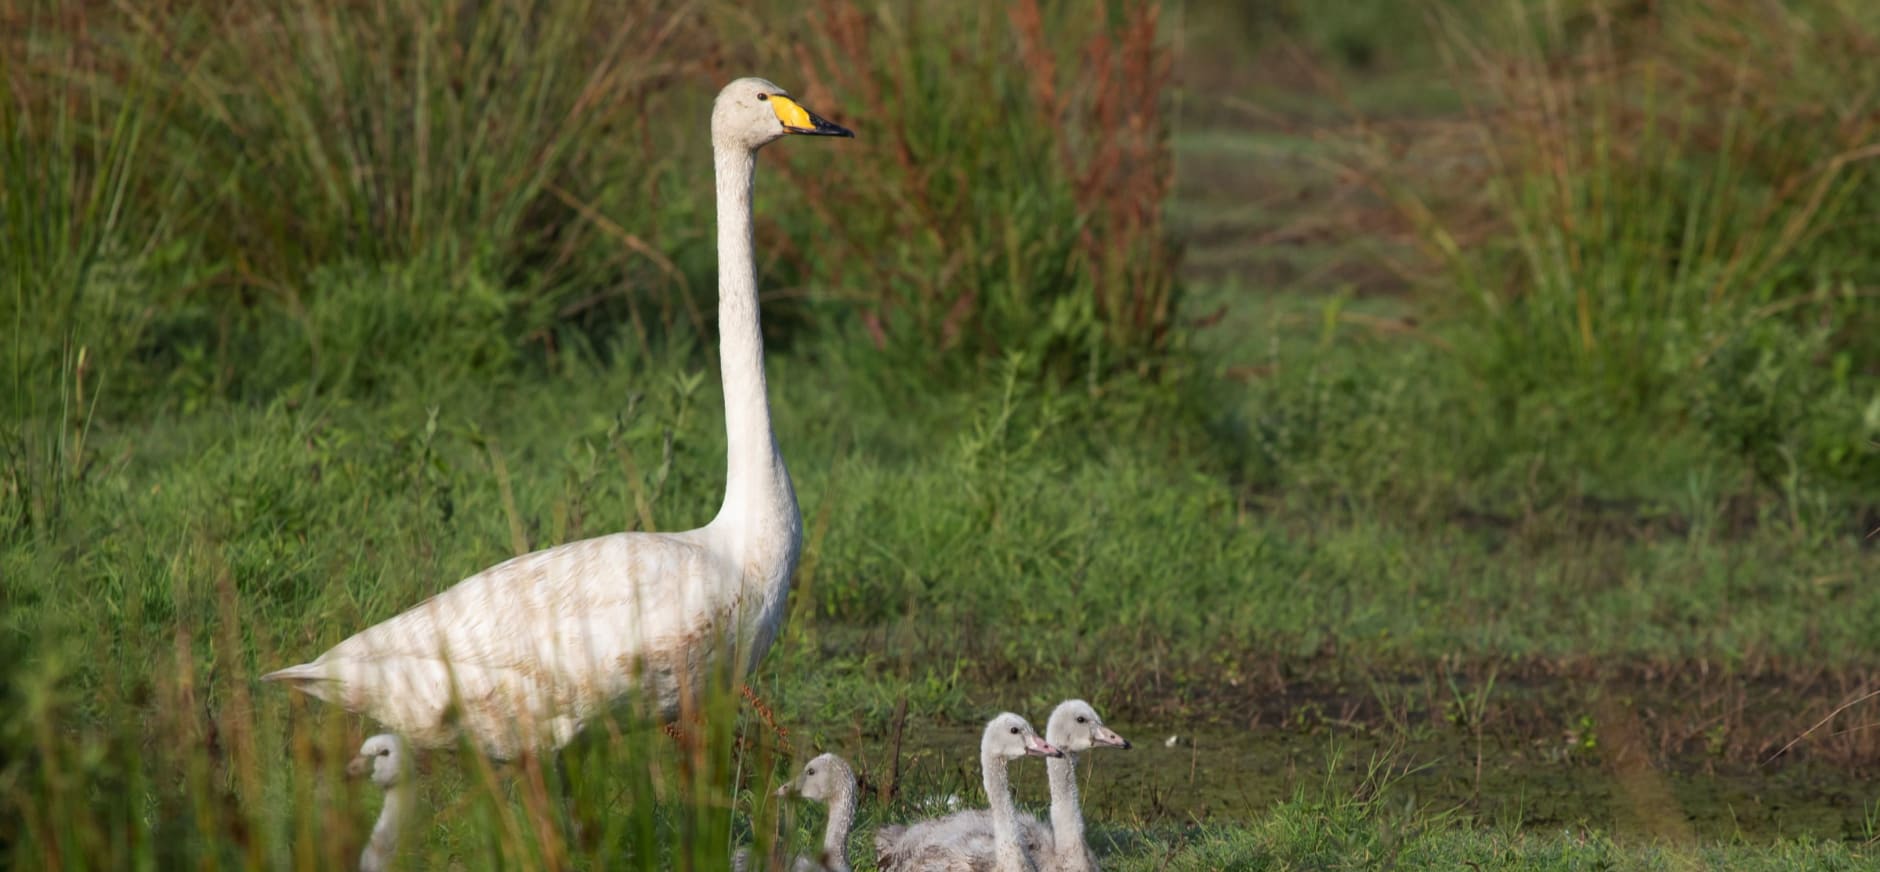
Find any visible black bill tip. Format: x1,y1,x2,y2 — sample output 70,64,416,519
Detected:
790,109,855,138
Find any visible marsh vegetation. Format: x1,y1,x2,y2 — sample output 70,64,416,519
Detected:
4,0,1877,867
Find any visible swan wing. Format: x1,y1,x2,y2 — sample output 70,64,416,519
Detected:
264,530,733,755
875,809,1050,870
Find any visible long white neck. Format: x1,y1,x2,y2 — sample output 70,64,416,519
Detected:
360,783,414,872
708,144,794,535
821,774,857,872
1046,752,1090,871
982,751,1036,872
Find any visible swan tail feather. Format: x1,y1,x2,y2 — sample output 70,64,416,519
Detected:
260,663,329,685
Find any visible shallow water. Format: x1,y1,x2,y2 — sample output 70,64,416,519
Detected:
874,721,1874,843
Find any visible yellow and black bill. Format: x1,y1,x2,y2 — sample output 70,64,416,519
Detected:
769,94,855,137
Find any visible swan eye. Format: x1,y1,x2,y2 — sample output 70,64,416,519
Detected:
1077,716,1088,724
1009,727,1020,735
379,749,390,756
756,93,770,102
805,767,816,776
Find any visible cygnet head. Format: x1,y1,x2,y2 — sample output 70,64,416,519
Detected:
347,733,410,789
776,752,854,803
1047,700,1132,752
984,712,1064,760
712,77,854,152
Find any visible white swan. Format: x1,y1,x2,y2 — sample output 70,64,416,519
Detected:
740,752,860,872
348,733,415,872
876,701,1130,871
261,78,853,759
1028,700,1131,871
876,713,1064,872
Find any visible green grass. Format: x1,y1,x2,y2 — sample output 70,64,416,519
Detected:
7,302,1877,865
6,0,1880,867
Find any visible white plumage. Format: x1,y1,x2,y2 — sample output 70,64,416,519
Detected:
261,77,853,759
876,714,1063,872
878,701,1131,871
740,752,860,872
349,733,414,872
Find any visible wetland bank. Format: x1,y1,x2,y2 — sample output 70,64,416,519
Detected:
858,676,1878,849
6,0,1880,868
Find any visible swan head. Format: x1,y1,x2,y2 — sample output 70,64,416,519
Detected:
347,733,410,789
1048,699,1132,752
776,752,854,803
984,712,1064,760
713,77,853,152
